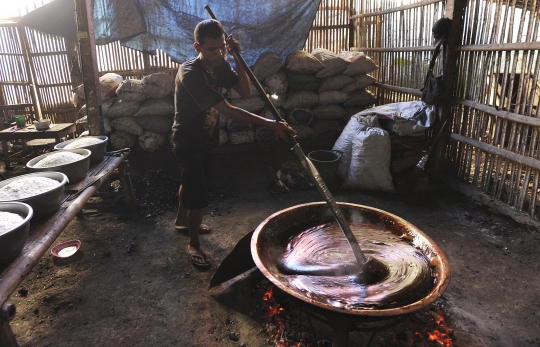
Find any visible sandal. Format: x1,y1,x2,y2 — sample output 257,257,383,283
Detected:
175,224,212,234
188,247,211,268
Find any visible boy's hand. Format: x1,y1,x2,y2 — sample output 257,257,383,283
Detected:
225,35,241,54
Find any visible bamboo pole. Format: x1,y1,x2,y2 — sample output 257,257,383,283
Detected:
74,0,101,136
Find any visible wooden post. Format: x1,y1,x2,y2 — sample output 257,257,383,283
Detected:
429,0,468,179
74,0,101,136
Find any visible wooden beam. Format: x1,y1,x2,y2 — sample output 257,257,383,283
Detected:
351,0,444,19
74,0,101,136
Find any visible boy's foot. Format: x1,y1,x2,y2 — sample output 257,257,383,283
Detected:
175,224,212,234
187,245,211,268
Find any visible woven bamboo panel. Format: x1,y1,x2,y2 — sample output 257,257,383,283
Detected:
0,25,33,106
304,0,351,53
350,0,445,104
448,0,540,219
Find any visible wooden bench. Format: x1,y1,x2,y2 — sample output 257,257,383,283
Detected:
0,152,136,347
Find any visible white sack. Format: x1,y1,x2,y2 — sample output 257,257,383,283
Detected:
135,115,174,134
332,115,378,180
311,119,342,137
134,98,174,117
263,70,288,95
342,126,394,192
353,101,436,136
311,48,350,78
138,131,167,152
339,52,379,76
285,50,324,74
253,52,283,81
312,104,347,120
110,116,144,135
342,74,377,93
317,90,350,105
141,72,175,99
343,89,376,108
104,100,141,118
110,130,138,150
282,90,318,110
291,124,315,139
318,74,355,92
116,79,147,102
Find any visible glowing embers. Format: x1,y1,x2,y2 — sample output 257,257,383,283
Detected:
256,279,317,347
381,306,455,347
254,279,455,347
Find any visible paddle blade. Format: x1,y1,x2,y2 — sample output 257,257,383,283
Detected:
208,230,256,289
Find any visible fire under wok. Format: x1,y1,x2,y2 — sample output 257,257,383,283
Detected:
251,202,450,317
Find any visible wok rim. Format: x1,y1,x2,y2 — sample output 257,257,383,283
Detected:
251,201,451,317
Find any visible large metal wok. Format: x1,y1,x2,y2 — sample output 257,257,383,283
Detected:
251,202,450,317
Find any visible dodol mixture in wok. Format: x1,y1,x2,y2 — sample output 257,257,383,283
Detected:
63,137,102,149
0,177,60,200
0,212,24,235
276,221,434,310
33,152,84,168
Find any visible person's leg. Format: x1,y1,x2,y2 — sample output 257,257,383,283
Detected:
173,147,212,266
174,163,211,233
186,208,210,266
174,182,188,227
174,185,211,232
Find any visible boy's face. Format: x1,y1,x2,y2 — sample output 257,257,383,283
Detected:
194,35,227,71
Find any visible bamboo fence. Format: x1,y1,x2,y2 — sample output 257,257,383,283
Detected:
1,0,540,224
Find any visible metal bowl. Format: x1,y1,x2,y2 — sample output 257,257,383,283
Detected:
0,172,68,220
251,202,450,317
54,136,108,164
26,148,91,183
0,202,33,264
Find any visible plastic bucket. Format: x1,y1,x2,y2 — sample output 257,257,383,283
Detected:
307,150,343,186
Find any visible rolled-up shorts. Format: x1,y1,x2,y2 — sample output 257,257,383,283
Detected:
173,147,212,209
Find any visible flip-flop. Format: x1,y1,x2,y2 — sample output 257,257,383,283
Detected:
188,248,211,268
175,224,212,234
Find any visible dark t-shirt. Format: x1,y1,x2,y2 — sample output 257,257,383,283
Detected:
172,57,238,151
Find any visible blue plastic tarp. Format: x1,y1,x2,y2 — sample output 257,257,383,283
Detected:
20,0,320,65
94,0,321,65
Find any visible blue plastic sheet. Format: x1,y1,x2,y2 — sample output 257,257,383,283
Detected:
20,0,320,66
94,0,321,65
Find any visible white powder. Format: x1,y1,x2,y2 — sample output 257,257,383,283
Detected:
33,152,84,168
64,138,103,149
0,211,25,235
0,177,61,200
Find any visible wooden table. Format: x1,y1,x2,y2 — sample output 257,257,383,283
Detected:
0,123,77,168
0,152,136,347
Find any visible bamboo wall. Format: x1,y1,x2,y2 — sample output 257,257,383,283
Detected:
350,0,540,225
449,0,540,222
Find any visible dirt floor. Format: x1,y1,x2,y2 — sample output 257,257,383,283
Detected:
1,141,540,347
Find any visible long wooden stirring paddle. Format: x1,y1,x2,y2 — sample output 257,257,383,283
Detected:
204,5,384,280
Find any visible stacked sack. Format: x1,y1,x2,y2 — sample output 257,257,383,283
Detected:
74,72,175,152
218,48,378,145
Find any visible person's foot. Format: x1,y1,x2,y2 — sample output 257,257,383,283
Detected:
187,245,211,268
175,224,212,234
